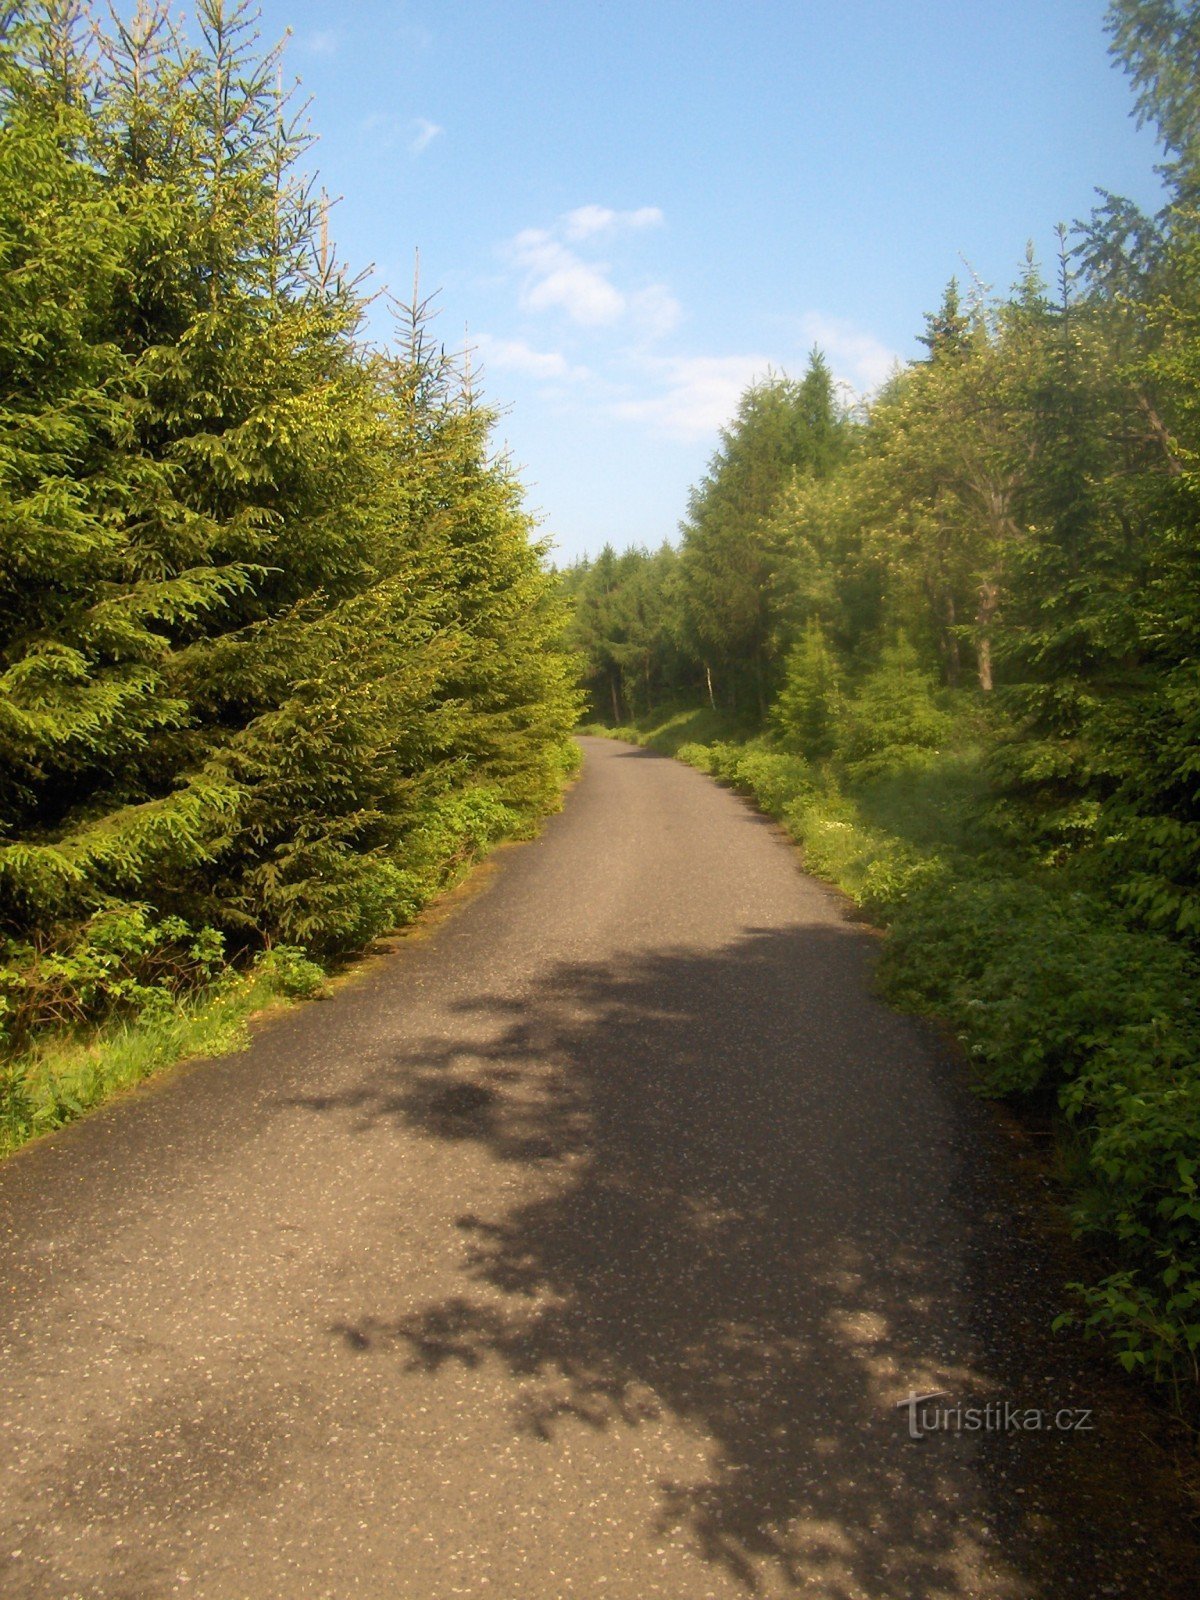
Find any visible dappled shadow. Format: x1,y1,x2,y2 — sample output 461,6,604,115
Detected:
293,925,1172,1597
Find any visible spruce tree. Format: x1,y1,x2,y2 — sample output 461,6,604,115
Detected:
0,1,579,1050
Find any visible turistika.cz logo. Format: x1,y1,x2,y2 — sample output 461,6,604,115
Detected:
896,1390,1095,1439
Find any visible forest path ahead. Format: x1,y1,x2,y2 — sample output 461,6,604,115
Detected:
0,738,1184,1599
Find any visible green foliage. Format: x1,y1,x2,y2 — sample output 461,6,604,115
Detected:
0,904,228,1053
561,543,693,722
252,944,326,998
884,877,1196,1098
834,634,956,781
1064,1267,1200,1396
1106,0,1200,208
558,0,1200,1414
0,944,325,1157
678,355,851,714
0,1,579,1141
772,618,843,758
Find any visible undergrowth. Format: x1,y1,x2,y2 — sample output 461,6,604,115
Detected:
0,944,323,1158
0,759,580,1161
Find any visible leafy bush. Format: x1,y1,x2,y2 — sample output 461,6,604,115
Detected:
835,634,957,781
773,619,843,759
0,906,227,1054
1059,1036,1200,1394
883,877,1198,1098
674,741,716,773
252,946,328,999
725,746,818,817
0,943,333,1157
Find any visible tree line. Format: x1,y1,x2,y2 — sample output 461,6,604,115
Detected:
565,0,1200,1404
0,0,579,1077
569,17,1198,948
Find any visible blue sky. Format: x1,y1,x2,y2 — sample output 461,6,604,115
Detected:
249,0,1165,562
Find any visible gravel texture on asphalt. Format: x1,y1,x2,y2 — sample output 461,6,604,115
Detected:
0,736,1194,1599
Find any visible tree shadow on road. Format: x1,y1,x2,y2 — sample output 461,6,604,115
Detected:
295,924,1177,1598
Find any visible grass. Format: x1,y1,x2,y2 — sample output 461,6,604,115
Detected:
578,703,750,755
1,960,276,1152
0,958,312,1159
0,753,585,1164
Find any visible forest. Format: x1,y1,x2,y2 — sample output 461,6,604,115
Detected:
2,0,1197,1424
564,2,1200,1411
0,2,579,1142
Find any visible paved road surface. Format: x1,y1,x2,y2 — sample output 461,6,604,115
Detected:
0,739,1189,1598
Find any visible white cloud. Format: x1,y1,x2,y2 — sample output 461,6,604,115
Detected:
509,227,556,265
607,321,902,443
508,228,626,326
359,111,403,142
525,261,625,325
502,205,671,331
477,336,590,383
409,117,443,156
799,313,901,396
562,204,664,241
300,29,340,56
631,284,683,339
612,354,774,440
358,113,444,157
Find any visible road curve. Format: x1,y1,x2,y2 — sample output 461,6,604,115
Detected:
0,737,1189,1599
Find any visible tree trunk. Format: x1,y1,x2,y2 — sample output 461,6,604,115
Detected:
976,580,998,692
1137,391,1183,477
704,661,715,710
610,671,621,724
945,592,961,688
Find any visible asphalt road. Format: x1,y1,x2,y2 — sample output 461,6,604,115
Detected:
0,737,1191,1599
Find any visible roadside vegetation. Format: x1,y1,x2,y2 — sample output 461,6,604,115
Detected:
566,1,1200,1422
0,2,580,1151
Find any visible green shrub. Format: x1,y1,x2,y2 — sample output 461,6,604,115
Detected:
674,741,715,772
773,619,843,759
883,877,1198,1098
0,905,227,1054
0,944,332,1157
252,946,327,999
726,746,818,817
1059,1038,1200,1394
835,634,957,781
